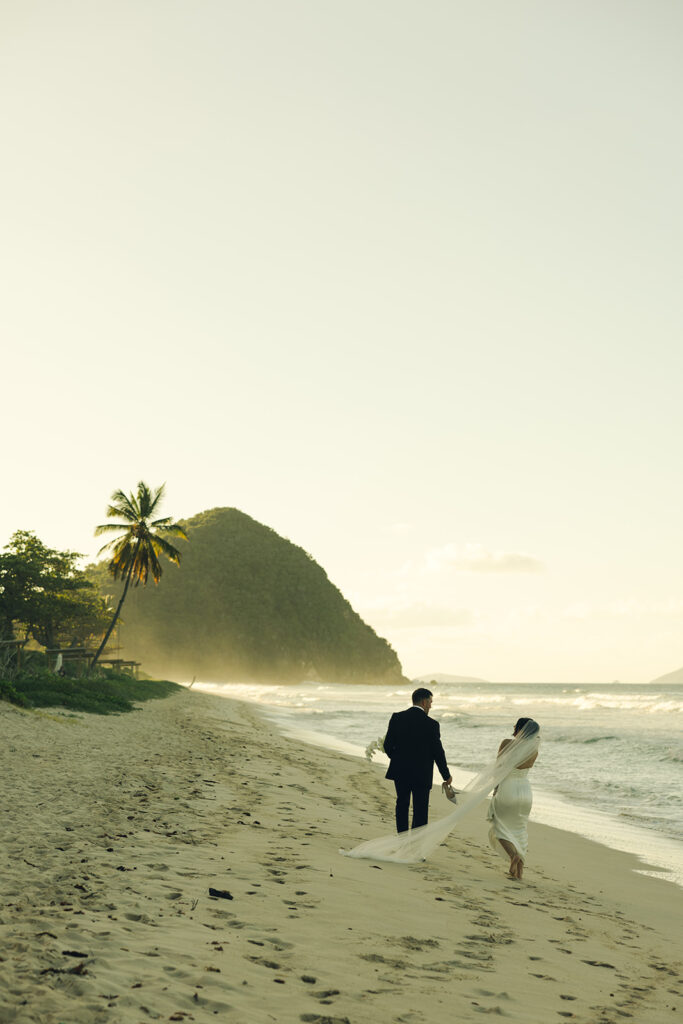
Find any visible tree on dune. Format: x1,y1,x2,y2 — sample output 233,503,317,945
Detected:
90,482,187,670
0,530,110,650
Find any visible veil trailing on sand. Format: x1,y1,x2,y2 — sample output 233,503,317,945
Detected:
341,721,541,864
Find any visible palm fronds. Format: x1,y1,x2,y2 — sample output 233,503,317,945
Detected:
90,481,187,669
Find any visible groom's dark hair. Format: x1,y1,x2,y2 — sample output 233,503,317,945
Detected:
412,687,433,705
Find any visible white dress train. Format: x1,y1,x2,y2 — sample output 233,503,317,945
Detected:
341,729,540,864
487,767,532,862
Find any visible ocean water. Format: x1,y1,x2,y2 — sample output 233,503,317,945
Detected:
192,678,683,887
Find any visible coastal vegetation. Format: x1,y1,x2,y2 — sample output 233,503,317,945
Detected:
0,481,185,713
1,493,407,705
91,507,406,685
90,481,187,669
0,530,110,651
0,665,180,714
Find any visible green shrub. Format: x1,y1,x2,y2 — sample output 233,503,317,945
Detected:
0,669,180,715
0,678,30,708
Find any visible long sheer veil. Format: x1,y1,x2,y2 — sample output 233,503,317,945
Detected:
341,720,541,864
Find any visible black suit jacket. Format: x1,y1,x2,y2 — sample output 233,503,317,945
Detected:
383,706,450,789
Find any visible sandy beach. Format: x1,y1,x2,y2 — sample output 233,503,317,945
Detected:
1,688,681,1024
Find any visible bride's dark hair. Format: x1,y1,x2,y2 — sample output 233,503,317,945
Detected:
514,717,539,737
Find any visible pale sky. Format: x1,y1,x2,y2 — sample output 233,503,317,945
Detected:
2,1,683,682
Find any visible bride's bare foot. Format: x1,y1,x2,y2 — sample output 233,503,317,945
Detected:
507,854,523,879
499,840,524,880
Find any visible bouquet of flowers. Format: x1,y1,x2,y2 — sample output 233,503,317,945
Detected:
365,735,386,761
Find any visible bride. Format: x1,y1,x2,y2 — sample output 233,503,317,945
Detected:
342,718,541,865
487,717,539,880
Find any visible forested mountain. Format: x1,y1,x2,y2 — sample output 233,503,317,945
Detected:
91,507,407,685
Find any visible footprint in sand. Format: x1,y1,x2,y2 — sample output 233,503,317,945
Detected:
310,988,340,1001
299,1015,350,1024
458,947,494,963
246,956,282,969
466,932,513,947
261,937,292,951
392,936,440,952
649,963,678,976
360,953,408,970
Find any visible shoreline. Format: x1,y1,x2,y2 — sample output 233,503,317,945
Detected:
189,678,683,887
1,688,681,1023
257,707,683,889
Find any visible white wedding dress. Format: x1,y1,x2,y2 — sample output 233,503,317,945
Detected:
341,726,540,864
487,766,532,862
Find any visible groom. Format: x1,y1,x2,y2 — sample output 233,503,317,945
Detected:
383,687,452,833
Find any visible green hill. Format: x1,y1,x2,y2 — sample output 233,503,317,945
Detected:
93,507,407,685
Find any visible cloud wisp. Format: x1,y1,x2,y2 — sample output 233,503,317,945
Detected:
425,543,544,574
361,601,474,631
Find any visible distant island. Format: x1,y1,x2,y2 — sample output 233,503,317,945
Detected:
649,666,683,686
90,507,407,686
413,672,489,684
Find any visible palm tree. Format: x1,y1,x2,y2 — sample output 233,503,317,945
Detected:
90,481,187,671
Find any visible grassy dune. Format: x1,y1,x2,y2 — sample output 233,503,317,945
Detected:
0,669,180,714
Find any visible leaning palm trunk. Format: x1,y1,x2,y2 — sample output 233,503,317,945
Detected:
90,554,136,671
90,483,186,675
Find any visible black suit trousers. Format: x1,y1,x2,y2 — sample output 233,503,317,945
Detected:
393,778,430,833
